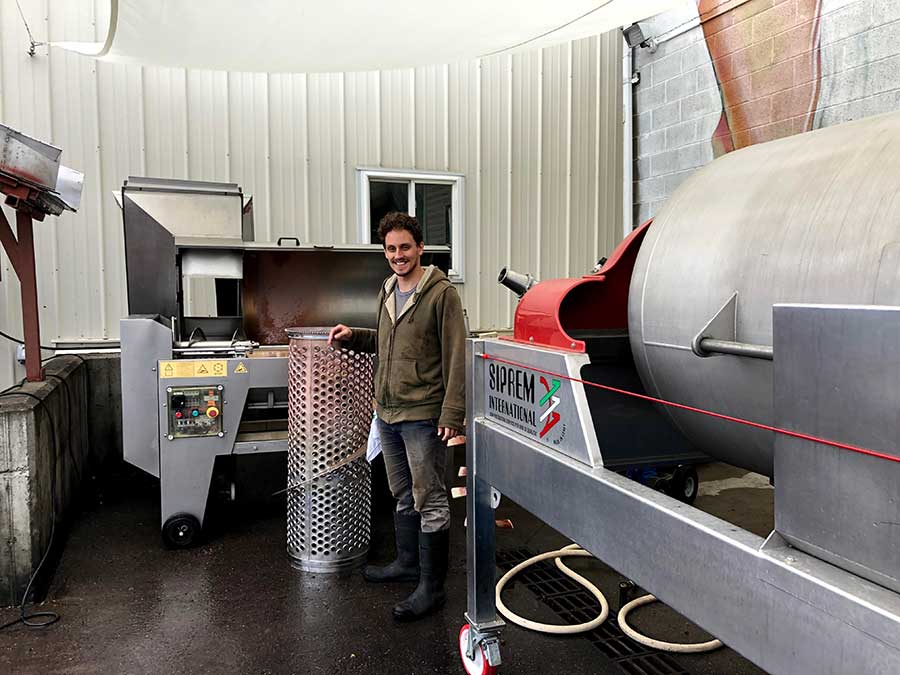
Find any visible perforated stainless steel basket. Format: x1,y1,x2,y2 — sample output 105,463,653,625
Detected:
286,327,374,572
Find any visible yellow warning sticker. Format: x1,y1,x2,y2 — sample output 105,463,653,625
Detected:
234,361,248,374
159,360,229,379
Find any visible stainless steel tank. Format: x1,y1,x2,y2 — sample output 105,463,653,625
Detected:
628,111,900,477
286,327,374,572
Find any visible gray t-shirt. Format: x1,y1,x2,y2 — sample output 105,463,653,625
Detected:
395,285,415,317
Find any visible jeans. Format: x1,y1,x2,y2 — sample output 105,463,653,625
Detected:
376,418,450,533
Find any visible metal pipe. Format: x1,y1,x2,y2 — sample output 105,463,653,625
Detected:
173,340,258,350
172,343,259,356
498,268,536,298
698,338,773,360
623,40,634,237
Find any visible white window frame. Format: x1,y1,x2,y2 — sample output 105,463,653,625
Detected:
356,167,465,283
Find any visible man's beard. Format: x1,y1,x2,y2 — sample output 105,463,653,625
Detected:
393,259,418,276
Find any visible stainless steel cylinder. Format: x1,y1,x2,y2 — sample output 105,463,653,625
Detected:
629,111,900,477
286,327,374,572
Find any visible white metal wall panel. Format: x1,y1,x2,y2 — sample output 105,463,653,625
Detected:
540,43,573,284
380,70,415,169
415,65,449,171
95,61,141,337
510,50,542,325
142,68,188,178
571,38,600,277
599,34,624,261
480,55,513,330
268,73,309,241
344,71,381,243
186,70,230,183
228,73,271,241
48,5,104,342
307,73,347,243
0,1,622,386
447,60,482,328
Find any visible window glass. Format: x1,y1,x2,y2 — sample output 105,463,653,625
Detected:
415,183,452,246
369,181,408,242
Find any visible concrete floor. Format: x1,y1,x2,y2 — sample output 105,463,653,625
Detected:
1,457,772,675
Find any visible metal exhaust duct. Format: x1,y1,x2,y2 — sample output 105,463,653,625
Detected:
498,267,536,298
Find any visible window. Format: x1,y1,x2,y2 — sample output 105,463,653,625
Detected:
357,168,465,282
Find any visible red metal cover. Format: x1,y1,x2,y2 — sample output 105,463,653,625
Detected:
504,220,652,352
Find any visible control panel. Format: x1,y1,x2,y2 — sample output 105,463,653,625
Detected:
166,385,224,439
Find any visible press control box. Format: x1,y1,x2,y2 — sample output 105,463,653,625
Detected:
166,385,224,439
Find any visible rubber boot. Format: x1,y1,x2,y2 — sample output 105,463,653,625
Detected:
392,528,449,622
363,513,420,583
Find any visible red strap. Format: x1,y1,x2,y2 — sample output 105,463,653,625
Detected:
480,353,900,465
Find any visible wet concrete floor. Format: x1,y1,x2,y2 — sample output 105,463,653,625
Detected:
1,456,772,674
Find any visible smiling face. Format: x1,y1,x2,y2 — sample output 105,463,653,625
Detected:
383,228,425,278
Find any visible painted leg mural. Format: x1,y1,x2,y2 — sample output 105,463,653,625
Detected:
699,0,823,155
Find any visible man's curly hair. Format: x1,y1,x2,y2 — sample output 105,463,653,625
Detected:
377,211,423,246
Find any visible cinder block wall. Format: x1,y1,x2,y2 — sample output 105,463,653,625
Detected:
0,357,90,606
632,0,900,225
0,353,128,607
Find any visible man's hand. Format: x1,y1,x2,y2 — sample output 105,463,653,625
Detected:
328,324,353,346
438,426,459,443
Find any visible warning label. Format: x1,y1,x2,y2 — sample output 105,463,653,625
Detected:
159,360,229,379
234,362,248,374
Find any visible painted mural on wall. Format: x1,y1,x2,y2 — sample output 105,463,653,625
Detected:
699,0,823,156
631,0,900,225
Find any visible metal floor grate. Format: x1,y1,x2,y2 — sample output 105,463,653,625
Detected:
496,547,690,675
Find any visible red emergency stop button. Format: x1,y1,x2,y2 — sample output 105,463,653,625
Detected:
206,406,220,419
175,411,183,419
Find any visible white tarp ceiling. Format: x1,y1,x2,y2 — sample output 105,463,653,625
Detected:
54,0,679,73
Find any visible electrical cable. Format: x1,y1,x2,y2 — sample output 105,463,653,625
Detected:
45,353,92,480
0,343,96,631
0,388,61,631
1,328,91,483
1,331,92,483
0,349,93,630
42,373,82,485
480,0,615,57
0,379,25,397
0,329,55,351
1,326,93,488
50,354,93,486
13,0,44,55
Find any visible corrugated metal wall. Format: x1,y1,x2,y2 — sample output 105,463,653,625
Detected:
0,0,623,387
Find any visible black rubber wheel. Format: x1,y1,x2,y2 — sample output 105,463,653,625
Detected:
668,466,699,505
162,513,201,549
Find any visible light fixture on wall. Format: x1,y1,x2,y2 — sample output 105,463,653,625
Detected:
622,23,657,53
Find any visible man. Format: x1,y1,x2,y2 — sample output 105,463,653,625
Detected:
328,211,466,621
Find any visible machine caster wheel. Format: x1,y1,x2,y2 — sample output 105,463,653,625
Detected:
459,624,498,675
162,514,201,548
668,466,699,505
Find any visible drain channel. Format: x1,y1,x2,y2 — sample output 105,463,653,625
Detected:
496,548,689,675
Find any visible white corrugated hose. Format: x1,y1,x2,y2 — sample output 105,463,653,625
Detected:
495,543,722,653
